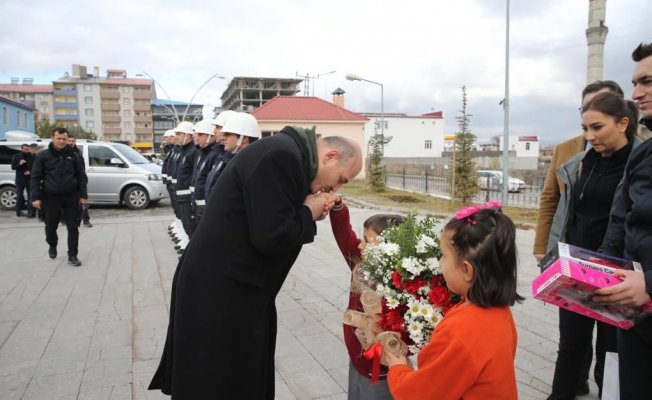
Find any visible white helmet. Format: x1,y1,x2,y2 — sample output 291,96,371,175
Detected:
221,112,260,139
163,129,176,137
174,121,195,134
193,119,215,135
213,110,237,127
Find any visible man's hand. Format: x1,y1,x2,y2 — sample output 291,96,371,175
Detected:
304,193,328,220
24,171,30,176
32,200,41,210
80,198,88,205
593,270,651,307
534,253,545,262
19,159,26,165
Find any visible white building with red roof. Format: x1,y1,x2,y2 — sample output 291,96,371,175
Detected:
251,95,368,178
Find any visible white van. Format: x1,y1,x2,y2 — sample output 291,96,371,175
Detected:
0,139,168,210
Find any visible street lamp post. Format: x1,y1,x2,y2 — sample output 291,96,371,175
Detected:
139,71,181,123
182,73,225,121
346,73,384,154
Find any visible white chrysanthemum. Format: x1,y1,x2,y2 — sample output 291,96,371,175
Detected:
418,303,435,320
425,257,442,274
386,295,401,309
407,299,421,316
408,344,422,354
401,257,425,276
420,234,436,247
379,242,400,257
418,286,430,296
415,241,428,254
407,320,424,338
429,310,443,326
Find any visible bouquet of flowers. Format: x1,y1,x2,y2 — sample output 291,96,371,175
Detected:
348,213,460,355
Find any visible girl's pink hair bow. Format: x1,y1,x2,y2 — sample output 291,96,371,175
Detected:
454,201,502,223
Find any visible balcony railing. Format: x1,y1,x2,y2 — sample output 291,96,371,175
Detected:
134,127,152,135
103,127,121,135
134,116,151,123
133,92,151,100
133,104,150,111
101,115,121,123
101,103,120,111
100,91,120,99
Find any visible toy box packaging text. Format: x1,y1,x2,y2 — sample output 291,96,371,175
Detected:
532,243,650,329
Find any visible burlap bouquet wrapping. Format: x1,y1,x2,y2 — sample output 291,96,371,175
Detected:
343,287,408,367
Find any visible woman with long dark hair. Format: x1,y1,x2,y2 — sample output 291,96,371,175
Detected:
546,91,640,400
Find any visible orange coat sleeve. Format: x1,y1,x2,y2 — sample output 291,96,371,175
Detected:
388,330,480,400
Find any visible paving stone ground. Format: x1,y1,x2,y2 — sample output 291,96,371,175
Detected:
0,205,600,399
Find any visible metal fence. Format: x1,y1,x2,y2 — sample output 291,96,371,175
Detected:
384,166,546,209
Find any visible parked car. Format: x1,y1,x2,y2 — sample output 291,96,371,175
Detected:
0,139,168,210
477,170,525,193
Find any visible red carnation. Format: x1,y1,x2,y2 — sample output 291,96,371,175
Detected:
428,285,451,308
391,271,403,289
403,277,427,295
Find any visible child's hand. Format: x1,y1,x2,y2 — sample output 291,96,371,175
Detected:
383,351,409,368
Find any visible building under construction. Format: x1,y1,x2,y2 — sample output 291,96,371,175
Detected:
220,77,302,112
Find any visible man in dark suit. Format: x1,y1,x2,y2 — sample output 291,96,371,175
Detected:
150,124,362,399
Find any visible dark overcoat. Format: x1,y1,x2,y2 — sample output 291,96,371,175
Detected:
150,127,316,399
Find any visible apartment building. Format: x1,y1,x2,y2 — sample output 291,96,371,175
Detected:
220,77,302,111
52,65,154,142
0,78,54,123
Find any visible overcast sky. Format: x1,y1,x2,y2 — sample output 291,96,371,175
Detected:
1,0,649,144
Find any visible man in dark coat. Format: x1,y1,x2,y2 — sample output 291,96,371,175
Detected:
149,125,362,399
31,127,88,267
596,42,652,400
11,143,34,217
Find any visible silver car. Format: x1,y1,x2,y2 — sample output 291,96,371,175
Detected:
0,139,168,210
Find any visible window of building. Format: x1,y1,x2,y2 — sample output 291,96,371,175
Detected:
124,121,131,129
86,121,94,129
424,140,432,149
122,86,131,93
525,142,530,151
85,96,93,104
123,98,130,105
16,111,21,127
2,107,7,124
84,84,92,92
123,110,131,118
85,109,94,116
375,120,388,130
24,113,28,128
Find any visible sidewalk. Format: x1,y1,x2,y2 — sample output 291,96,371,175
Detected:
0,208,599,399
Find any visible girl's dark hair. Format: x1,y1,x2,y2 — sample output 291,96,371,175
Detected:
444,208,524,307
582,92,639,140
364,214,404,235
581,80,624,99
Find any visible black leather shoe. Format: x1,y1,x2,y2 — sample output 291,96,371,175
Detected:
27,214,36,218
83,222,93,227
16,211,24,217
68,256,82,267
48,246,57,259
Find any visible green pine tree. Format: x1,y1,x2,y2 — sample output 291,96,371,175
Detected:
451,86,478,204
366,125,386,192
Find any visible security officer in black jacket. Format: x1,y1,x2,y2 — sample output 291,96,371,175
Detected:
173,121,197,237
10,143,35,217
31,128,88,267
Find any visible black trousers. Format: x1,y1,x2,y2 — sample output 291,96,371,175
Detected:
549,308,617,400
618,318,652,399
15,179,31,214
167,184,180,219
44,194,80,257
178,201,194,237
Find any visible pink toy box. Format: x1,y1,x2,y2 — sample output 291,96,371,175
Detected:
532,243,651,329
